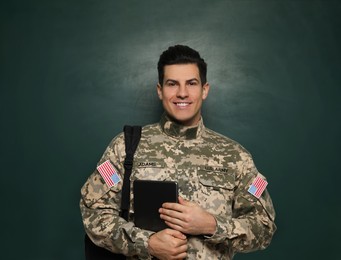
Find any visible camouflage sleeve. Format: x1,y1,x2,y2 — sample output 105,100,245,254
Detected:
205,154,277,253
79,134,154,259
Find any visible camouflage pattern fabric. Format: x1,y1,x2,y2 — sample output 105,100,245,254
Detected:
80,113,276,259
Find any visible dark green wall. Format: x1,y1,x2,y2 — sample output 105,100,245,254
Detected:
1,0,340,259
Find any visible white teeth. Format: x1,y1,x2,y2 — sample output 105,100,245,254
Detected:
176,103,189,107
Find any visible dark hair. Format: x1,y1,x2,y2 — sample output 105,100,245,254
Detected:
157,45,207,85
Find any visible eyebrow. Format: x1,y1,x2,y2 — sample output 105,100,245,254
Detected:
186,78,200,83
164,79,178,84
164,78,200,84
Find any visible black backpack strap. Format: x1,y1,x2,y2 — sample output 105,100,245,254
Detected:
120,125,142,220
84,125,141,260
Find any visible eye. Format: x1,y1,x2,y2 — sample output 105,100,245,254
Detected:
188,81,198,86
166,81,177,87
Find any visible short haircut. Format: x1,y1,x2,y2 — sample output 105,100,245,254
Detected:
157,45,207,85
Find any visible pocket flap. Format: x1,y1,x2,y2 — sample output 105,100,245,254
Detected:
197,166,235,190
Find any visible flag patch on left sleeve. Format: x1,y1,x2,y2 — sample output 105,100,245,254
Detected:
248,176,268,198
97,160,121,188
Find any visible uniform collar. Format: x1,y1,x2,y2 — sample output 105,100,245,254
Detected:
159,113,204,140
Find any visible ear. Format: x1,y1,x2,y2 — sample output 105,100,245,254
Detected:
202,83,210,100
157,83,163,100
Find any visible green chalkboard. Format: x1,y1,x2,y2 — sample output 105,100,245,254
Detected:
1,0,340,259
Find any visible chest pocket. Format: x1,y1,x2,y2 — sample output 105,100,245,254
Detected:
197,166,235,189
196,166,235,216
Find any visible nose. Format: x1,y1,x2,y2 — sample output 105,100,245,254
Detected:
176,84,189,99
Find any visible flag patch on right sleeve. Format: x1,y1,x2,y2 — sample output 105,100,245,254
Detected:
97,160,121,188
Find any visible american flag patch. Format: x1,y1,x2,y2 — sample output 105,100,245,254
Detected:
248,176,268,198
97,160,121,188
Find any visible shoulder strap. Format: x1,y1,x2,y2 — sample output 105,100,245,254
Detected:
120,125,142,221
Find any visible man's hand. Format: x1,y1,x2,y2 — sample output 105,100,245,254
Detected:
148,229,188,260
159,197,217,235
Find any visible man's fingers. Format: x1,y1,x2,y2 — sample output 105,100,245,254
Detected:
161,201,184,211
164,228,187,240
159,207,184,220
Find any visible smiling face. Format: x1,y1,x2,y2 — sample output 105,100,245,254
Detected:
157,63,210,126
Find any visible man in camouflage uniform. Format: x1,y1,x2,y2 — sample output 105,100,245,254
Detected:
80,45,276,259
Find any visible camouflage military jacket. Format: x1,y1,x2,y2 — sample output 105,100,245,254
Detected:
80,114,276,259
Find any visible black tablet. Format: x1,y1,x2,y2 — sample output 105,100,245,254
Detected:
133,179,178,232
